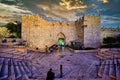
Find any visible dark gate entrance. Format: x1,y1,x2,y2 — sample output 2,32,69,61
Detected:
58,38,64,46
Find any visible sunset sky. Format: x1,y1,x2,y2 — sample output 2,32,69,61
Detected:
0,0,120,27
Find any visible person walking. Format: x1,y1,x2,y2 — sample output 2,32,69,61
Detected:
46,68,55,80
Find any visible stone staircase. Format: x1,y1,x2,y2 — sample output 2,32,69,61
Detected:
0,57,35,80
97,59,120,80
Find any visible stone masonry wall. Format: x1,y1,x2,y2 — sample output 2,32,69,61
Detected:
22,15,84,49
101,28,120,42
84,16,101,48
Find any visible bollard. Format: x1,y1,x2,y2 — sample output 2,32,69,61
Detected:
60,64,63,78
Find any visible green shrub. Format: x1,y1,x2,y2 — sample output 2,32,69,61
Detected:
116,34,120,43
101,43,120,48
5,21,21,38
103,37,116,44
0,27,10,38
8,35,16,38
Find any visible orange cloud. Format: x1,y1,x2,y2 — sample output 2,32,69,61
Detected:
59,0,87,10
98,0,109,3
36,3,85,21
37,4,50,11
103,0,109,3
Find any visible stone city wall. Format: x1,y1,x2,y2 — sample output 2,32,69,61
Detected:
22,15,84,49
101,27,120,41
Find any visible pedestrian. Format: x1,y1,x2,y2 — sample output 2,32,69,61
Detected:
46,68,55,80
45,45,48,53
49,47,53,53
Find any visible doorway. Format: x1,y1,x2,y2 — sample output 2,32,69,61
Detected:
57,32,65,46
58,38,64,46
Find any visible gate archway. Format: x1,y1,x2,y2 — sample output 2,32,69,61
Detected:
57,32,65,46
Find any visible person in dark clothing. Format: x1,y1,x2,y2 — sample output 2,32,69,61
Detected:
49,47,53,53
46,68,55,80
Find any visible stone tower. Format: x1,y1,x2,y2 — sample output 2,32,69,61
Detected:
83,16,101,48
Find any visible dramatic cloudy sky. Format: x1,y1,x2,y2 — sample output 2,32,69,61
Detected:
0,0,120,27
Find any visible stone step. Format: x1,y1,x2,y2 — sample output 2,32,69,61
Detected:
21,61,31,77
118,59,120,64
116,62,120,80
98,61,105,78
8,59,16,80
0,56,34,80
109,60,116,79
18,61,29,80
103,60,109,77
13,60,22,79
114,59,117,65
97,59,120,79
0,57,4,73
0,58,9,79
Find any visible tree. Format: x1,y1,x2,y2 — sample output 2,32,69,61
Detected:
103,37,116,44
116,34,120,43
0,27,10,38
5,21,21,38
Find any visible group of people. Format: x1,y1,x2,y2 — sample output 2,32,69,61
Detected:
46,44,59,53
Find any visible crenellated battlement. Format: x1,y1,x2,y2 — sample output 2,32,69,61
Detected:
22,15,75,27
101,27,120,32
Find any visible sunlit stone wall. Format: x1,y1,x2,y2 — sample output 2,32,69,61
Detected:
22,15,84,49
22,15,101,49
84,16,101,48
101,28,120,38
101,28,120,43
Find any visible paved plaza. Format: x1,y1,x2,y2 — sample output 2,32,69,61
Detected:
0,47,120,80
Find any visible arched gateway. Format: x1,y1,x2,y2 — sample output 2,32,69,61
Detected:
57,32,65,46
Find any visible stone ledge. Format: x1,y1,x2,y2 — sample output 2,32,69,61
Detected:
68,48,98,53
27,47,46,53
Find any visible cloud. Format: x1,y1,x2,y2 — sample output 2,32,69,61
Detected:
37,3,65,11
101,15,120,26
103,0,109,3
101,19,120,24
0,0,120,27
98,0,109,3
91,3,96,7
102,15,120,21
0,3,33,23
36,2,85,21
59,0,87,10
0,3,32,14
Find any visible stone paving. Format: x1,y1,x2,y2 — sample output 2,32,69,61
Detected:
0,47,120,80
